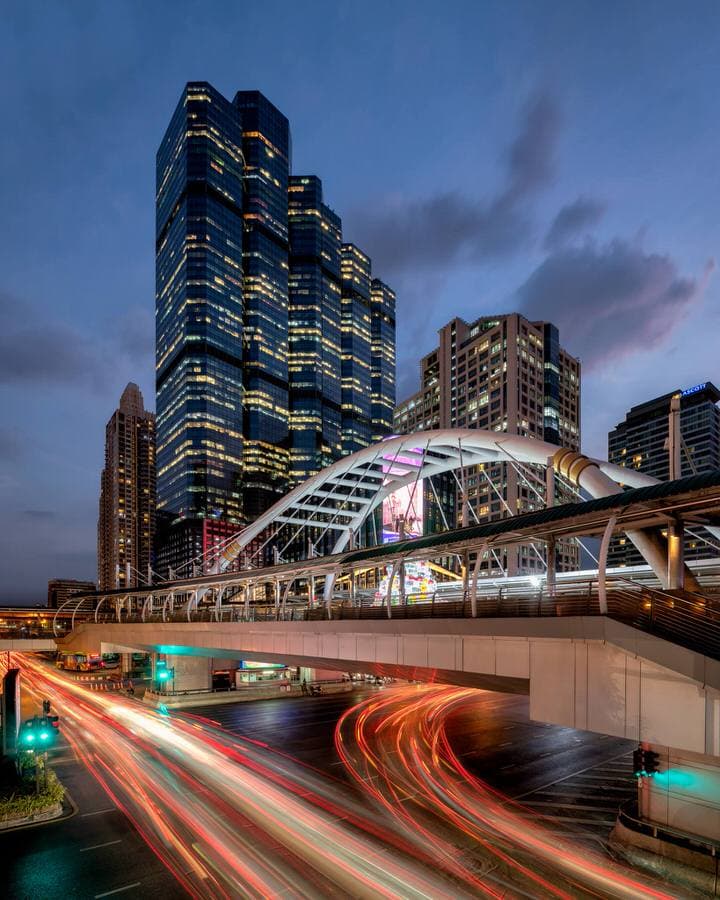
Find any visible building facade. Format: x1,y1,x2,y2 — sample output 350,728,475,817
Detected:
97,383,156,590
287,175,343,483
394,314,581,576
608,381,720,567
155,83,396,574
234,91,292,520
48,579,96,609
370,279,396,442
340,244,374,454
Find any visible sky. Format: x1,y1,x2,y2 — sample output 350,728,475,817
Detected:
2,0,720,604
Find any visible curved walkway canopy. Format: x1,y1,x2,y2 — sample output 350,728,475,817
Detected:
213,429,659,574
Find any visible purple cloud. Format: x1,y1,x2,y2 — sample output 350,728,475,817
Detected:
517,239,714,367
544,196,606,250
349,92,561,275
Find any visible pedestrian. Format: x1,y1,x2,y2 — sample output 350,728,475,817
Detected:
301,678,308,695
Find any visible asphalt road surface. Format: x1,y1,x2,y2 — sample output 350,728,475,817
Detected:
4,670,638,899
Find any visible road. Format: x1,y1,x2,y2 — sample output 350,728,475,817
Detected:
3,657,677,898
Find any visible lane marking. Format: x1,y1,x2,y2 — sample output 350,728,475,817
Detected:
522,801,621,813
80,807,116,817
81,839,122,852
95,883,141,898
511,748,632,800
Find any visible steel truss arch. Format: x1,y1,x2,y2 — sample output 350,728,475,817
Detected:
213,429,660,575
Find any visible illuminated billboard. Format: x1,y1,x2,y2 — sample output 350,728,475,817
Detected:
380,447,425,544
382,481,424,543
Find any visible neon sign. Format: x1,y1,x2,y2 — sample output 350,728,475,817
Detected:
681,383,708,397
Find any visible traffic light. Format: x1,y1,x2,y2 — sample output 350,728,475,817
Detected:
19,715,59,752
19,720,37,751
633,746,661,778
155,660,174,685
644,749,660,776
633,747,645,778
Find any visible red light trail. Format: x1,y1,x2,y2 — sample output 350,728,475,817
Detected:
335,684,677,899
14,657,676,898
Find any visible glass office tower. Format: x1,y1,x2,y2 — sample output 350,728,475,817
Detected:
156,83,245,529
156,83,397,573
370,279,396,441
288,176,343,483
340,244,373,454
608,382,720,567
233,91,291,519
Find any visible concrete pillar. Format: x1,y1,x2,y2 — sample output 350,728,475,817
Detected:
667,520,685,590
120,653,133,677
308,575,315,607
668,393,682,481
153,653,212,693
545,537,556,597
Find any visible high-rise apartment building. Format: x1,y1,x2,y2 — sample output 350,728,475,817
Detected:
97,383,156,590
394,314,580,576
608,381,720,567
155,83,396,574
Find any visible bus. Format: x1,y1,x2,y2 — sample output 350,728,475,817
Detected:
56,652,104,672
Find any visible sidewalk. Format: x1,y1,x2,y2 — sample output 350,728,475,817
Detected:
143,679,354,709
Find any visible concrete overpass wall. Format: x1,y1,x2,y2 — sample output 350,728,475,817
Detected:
1,639,55,651
57,617,720,757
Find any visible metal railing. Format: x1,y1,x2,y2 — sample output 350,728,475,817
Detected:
71,576,720,664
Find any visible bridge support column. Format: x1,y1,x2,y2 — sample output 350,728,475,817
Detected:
154,653,212,694
308,574,316,608
597,515,617,615
545,538,556,597
667,520,685,591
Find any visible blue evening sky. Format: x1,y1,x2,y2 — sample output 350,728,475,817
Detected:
2,0,719,602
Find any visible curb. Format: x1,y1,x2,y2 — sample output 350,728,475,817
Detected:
0,786,77,833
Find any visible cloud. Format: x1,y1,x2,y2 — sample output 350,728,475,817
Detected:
0,292,155,388
21,509,56,521
0,291,106,386
544,197,606,250
350,92,561,275
516,239,714,368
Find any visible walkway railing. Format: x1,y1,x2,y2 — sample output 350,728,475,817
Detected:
81,577,720,663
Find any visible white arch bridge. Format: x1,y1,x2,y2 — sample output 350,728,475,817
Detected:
55,430,720,634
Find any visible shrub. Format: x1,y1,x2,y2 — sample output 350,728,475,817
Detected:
0,767,64,822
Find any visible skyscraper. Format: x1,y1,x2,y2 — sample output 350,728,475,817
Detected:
98,383,156,590
393,314,580,576
288,175,343,483
340,244,373,454
370,279,396,442
608,381,720,567
155,83,396,574
234,91,291,519
156,82,245,527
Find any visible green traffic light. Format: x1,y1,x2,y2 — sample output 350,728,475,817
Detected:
40,731,50,741
157,670,170,681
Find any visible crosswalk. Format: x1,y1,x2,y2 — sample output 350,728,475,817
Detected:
511,751,636,849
